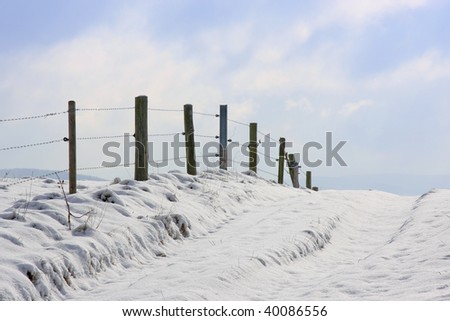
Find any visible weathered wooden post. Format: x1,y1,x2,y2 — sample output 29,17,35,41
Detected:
219,105,228,170
249,122,258,173
278,137,286,184
287,153,299,188
184,104,197,175
135,96,148,181
306,171,312,189
68,101,77,194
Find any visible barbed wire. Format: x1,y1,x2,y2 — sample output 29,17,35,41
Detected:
0,111,68,123
76,133,184,141
0,105,303,187
196,134,218,139
230,144,304,180
227,118,279,144
228,118,249,127
76,163,136,172
149,108,183,112
0,169,69,188
76,107,134,112
0,163,138,189
226,147,305,183
257,130,279,143
256,150,278,162
149,132,183,137
77,135,127,141
0,138,66,152
299,167,307,177
193,111,219,118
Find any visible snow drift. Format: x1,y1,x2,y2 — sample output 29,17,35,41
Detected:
0,170,449,300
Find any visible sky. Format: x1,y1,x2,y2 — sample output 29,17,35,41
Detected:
0,0,449,194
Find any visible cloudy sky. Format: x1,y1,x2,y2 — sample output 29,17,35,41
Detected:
0,0,449,193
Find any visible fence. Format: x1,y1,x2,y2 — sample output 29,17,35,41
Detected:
0,95,317,193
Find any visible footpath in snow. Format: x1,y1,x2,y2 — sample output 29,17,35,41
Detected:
0,170,449,300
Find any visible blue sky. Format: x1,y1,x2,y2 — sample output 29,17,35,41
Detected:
1,0,449,194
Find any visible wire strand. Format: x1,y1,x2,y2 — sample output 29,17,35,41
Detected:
149,132,182,137
0,169,69,188
149,108,183,112
256,150,278,162
193,111,219,117
196,134,218,139
228,118,249,127
0,111,67,123
0,138,65,152
76,107,134,111
76,163,136,171
257,130,279,143
77,135,126,141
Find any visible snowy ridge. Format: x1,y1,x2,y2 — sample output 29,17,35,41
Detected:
1,172,450,300
0,170,338,300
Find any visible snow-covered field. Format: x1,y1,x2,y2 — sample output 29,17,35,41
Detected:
0,170,449,301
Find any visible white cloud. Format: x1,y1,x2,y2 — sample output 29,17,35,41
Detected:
293,23,313,43
0,27,223,124
319,109,332,118
0,17,229,171
200,21,253,54
0,1,447,178
368,50,450,90
231,51,349,95
285,98,314,113
228,99,255,120
319,0,430,26
339,99,373,116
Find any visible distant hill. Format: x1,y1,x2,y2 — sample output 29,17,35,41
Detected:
0,168,106,181
314,173,450,196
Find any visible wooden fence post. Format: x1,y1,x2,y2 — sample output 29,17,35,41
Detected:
68,101,77,194
184,104,197,175
135,96,148,181
278,137,286,184
306,170,312,189
287,153,299,188
219,105,228,170
249,122,258,173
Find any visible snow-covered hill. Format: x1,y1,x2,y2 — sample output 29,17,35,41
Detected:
0,170,449,300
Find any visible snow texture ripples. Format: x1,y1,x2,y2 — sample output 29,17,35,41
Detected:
1,170,449,300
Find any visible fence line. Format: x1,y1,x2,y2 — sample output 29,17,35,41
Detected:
0,169,69,188
228,117,279,144
193,111,219,118
76,107,134,111
195,134,218,139
149,108,183,112
76,133,188,141
0,111,68,123
0,162,138,189
0,138,66,151
77,163,136,172
1,99,314,190
149,132,183,137
77,135,126,141
228,118,249,127
258,131,279,143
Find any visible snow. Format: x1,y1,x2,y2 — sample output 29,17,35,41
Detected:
0,170,449,301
